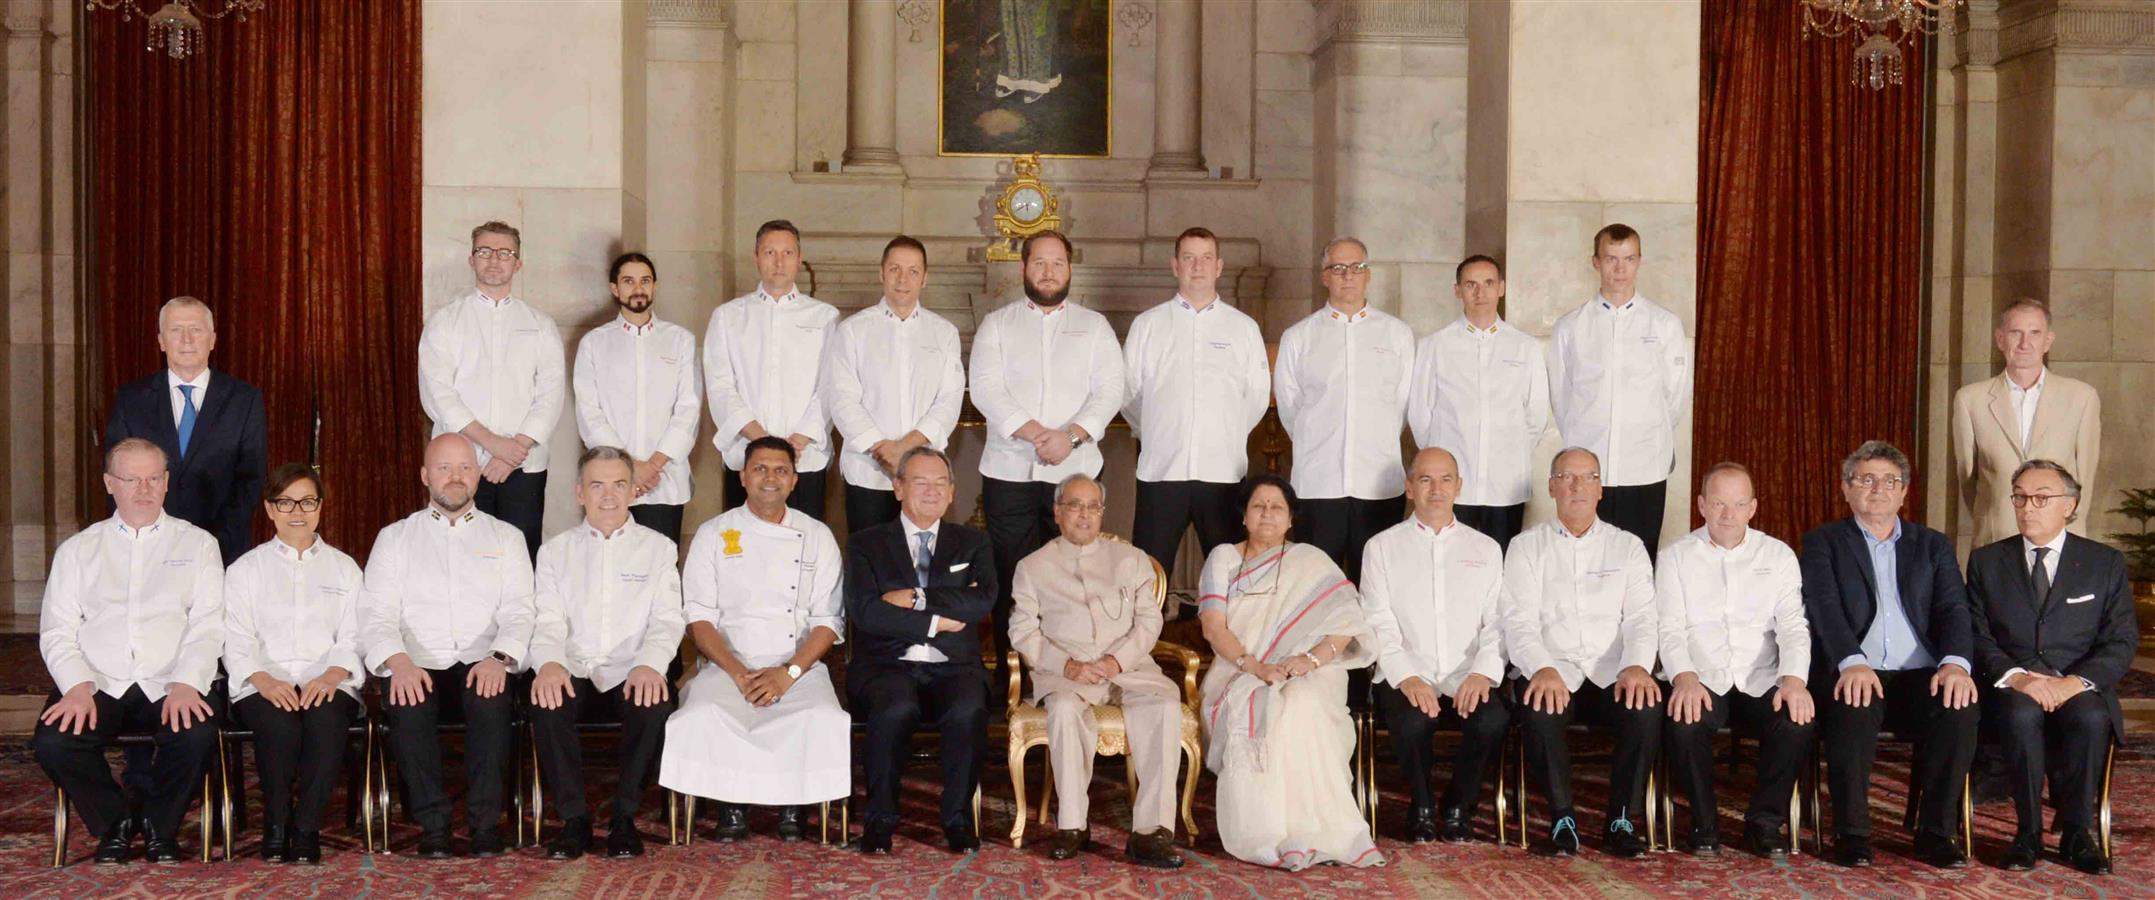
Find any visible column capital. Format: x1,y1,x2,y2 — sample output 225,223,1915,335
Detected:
1953,0,2003,68
1999,0,2155,62
648,0,729,30
1316,0,1466,48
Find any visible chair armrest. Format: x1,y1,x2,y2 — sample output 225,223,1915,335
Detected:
1152,640,1204,706
1006,649,1027,708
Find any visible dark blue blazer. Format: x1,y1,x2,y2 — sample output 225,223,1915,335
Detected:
843,518,998,668
104,369,268,565
1798,517,1974,673
1967,533,2138,740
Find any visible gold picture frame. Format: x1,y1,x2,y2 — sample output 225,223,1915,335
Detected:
938,0,1113,158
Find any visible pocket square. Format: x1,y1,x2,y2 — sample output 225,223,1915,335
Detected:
2066,593,2094,605
949,562,970,572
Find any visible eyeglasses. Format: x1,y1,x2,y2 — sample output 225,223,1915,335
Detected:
472,247,520,260
1322,262,1371,276
2010,492,2070,509
1849,474,1907,490
270,497,322,513
1550,472,1601,485
1056,501,1105,515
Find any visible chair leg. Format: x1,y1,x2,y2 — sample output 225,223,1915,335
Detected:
528,734,544,847
1643,761,1661,852
1787,774,1802,858
1008,743,1031,849
1960,771,1973,858
1493,733,1509,847
972,785,982,838
375,730,395,854
52,787,68,868
818,798,829,846
1808,747,1825,855
683,794,696,846
199,769,213,863
1179,737,1202,847
1515,733,1530,849
2100,739,2116,861
218,732,235,861
361,726,378,853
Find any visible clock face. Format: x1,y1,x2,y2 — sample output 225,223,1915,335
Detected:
1010,186,1047,224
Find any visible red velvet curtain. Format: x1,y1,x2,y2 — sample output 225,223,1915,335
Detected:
88,0,424,559
1694,1,1929,542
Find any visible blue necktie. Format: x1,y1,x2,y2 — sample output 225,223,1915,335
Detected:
915,531,933,588
176,384,199,460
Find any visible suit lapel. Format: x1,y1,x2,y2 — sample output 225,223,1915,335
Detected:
2026,376,2065,455
1985,376,2024,461
1844,520,1879,601
1893,523,1922,625
927,525,963,583
2038,536,2081,619
140,378,183,461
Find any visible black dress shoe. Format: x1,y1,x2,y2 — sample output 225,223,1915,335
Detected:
1548,815,1580,857
546,817,591,861
715,803,750,843
1406,806,1439,844
606,823,645,859
1604,819,1647,859
469,829,505,858
93,818,137,866
1439,807,1473,844
144,825,184,865
1125,827,1185,869
776,805,806,842
416,829,455,859
2000,834,2039,871
945,823,980,853
261,824,290,863
1914,833,1968,869
2060,828,2110,875
1833,834,1873,868
1048,828,1089,860
1688,833,1722,857
858,821,895,855
289,831,322,865
1743,822,1788,859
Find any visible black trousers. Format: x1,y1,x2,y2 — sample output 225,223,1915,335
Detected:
1996,688,2110,838
1815,665,1977,841
382,661,515,835
844,483,902,533
1300,494,1404,582
1131,480,1244,575
234,692,360,832
846,659,989,829
982,477,1058,671
1664,686,1811,837
32,685,218,840
628,504,685,544
1453,504,1526,553
529,677,674,825
1596,481,1666,564
726,467,828,522
1513,678,1664,825
1374,681,1510,816
476,468,548,560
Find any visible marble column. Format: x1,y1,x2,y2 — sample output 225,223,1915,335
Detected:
1146,0,1206,177
842,0,901,172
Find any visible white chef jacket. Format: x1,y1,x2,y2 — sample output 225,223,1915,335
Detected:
1359,516,1508,696
1120,295,1271,483
1408,318,1550,506
360,506,536,675
224,536,366,702
1501,518,1657,691
1654,527,1809,697
418,290,567,472
529,520,687,691
1274,303,1415,500
1547,293,1691,488
682,506,844,669
572,315,702,506
821,299,966,490
40,513,224,701
703,286,840,472
967,299,1125,484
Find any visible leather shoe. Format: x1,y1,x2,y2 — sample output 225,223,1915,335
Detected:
469,829,505,859
546,817,591,861
144,824,184,865
1688,833,1722,857
858,820,895,855
776,805,806,842
1048,828,1088,860
1832,834,1873,868
1125,827,1184,869
1743,822,1788,859
715,803,750,843
260,824,289,863
93,818,137,866
1604,818,1646,859
415,829,454,859
289,831,322,865
1914,832,1968,869
2000,834,2039,871
1405,806,1438,844
607,817,644,858
2060,827,2110,875
1548,815,1580,857
1439,807,1473,844
945,823,980,854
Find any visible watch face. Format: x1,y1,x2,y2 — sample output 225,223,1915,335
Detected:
1010,186,1046,224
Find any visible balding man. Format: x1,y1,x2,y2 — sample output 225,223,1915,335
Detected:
34,438,223,865
362,434,536,859
1358,448,1509,844
1950,299,2102,547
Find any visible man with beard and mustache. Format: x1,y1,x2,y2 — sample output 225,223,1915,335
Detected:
967,230,1125,681
571,253,703,541
362,434,537,859
418,220,566,560
705,220,841,519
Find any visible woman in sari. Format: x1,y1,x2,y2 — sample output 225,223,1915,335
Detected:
1197,474,1382,870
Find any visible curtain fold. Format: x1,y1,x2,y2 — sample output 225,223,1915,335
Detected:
1695,1,1929,542
88,0,424,560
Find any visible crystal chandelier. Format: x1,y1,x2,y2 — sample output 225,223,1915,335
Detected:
86,0,266,60
1801,0,1963,90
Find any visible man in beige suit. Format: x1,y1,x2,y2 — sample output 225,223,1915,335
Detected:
1951,298,2102,546
1008,474,1185,869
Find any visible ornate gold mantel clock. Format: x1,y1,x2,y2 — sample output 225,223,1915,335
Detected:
987,153,1062,262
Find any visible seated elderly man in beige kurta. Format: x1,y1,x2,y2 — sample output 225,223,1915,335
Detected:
1008,474,1185,869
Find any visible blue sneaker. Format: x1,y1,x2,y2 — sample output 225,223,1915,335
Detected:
1550,815,1580,856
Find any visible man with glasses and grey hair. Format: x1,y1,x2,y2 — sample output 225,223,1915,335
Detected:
1800,439,1978,869
1007,474,1185,867
1965,459,2135,874
1273,236,1414,581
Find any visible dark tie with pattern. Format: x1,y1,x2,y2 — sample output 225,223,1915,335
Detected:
2031,546,2051,604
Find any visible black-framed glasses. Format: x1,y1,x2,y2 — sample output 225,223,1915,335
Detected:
472,247,519,260
2010,492,2069,509
269,497,322,513
1850,474,1906,490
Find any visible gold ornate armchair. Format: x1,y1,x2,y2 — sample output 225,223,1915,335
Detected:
1002,536,1206,849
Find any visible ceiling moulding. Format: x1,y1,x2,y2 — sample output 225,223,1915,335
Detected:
649,0,729,29
1998,0,2155,61
1318,0,1467,47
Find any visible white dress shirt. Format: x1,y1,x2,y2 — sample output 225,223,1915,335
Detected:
1547,294,1692,488
167,368,211,427
1408,319,1550,506
41,514,224,700
821,299,966,490
573,315,702,506
1359,517,1508,696
2008,368,2045,453
1274,304,1416,500
682,506,845,669
224,536,366,702
1120,295,1271,484
530,520,687,691
361,506,537,675
418,290,567,472
1501,518,1657,690
1994,529,2076,689
703,286,840,472
967,299,1126,484
1654,527,1809,697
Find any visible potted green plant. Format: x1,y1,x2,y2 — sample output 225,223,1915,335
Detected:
2110,487,2155,639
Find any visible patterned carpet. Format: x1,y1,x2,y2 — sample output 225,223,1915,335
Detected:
3,740,2152,899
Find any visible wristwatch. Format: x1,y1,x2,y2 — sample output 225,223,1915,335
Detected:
490,650,516,668
1066,426,1090,448
786,663,804,680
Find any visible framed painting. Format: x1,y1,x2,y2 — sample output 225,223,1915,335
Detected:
939,0,1113,158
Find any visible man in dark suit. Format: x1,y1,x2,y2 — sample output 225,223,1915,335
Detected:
843,445,996,856
1800,440,1980,869
104,296,268,565
1967,459,2135,874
